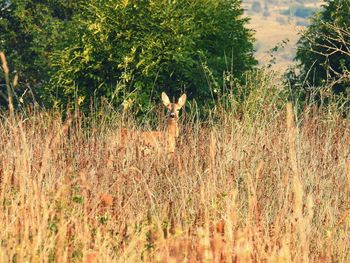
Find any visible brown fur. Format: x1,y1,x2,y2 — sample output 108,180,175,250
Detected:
119,92,186,154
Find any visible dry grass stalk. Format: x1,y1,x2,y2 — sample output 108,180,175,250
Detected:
0,52,14,116
0,52,9,75
346,159,350,189
0,80,349,262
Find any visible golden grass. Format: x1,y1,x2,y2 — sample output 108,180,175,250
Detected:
0,89,350,262
0,56,349,261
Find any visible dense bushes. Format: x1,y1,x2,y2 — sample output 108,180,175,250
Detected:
49,0,257,111
0,0,256,111
3,0,350,114
292,0,350,93
0,0,79,104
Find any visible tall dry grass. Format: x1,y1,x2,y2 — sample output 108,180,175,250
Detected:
0,68,350,262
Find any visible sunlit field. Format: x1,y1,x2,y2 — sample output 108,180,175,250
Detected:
1,67,350,262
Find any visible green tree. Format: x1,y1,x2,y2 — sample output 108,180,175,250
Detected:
294,0,350,93
0,0,79,105
48,0,256,111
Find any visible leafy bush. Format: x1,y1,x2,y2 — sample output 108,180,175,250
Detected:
0,0,79,105
47,0,256,111
292,0,350,93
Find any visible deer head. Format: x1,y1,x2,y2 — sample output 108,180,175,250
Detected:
161,92,187,120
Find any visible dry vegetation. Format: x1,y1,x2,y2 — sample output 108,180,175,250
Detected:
1,59,350,262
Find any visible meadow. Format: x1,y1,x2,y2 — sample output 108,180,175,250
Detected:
1,64,350,262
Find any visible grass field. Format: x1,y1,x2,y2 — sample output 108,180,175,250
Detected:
1,66,350,262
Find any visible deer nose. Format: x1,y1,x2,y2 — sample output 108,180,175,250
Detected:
169,112,175,118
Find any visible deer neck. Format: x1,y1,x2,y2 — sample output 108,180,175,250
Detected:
166,118,178,153
167,118,178,138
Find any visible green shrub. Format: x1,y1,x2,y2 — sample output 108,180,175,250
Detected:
292,0,350,94
47,0,257,111
0,0,79,106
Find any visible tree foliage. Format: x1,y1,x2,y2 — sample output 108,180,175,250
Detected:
294,0,350,93
0,0,79,103
49,0,256,110
1,0,256,110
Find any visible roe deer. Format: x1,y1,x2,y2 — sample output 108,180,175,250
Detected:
120,92,187,154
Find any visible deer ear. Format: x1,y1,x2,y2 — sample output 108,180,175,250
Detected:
161,92,171,107
177,94,187,108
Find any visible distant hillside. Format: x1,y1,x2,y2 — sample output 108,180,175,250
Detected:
243,0,323,71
